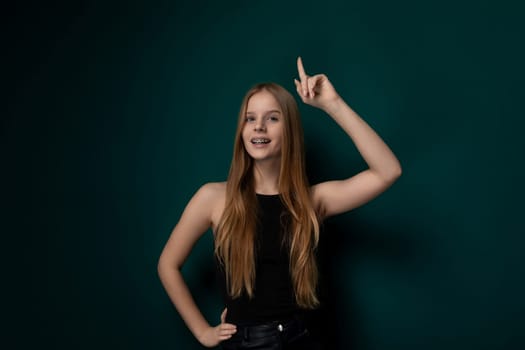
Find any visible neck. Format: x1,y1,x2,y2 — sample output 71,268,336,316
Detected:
252,158,281,195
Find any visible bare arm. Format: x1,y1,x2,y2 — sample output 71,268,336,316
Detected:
157,183,236,347
294,57,402,218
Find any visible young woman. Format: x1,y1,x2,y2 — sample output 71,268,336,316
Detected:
158,57,402,349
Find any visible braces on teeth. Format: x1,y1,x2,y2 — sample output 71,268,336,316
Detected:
252,139,270,144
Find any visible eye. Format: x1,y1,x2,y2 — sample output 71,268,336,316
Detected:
245,116,255,122
267,115,280,122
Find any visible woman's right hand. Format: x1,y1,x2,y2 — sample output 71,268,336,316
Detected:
198,308,237,348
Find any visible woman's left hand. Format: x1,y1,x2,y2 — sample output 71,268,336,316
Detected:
294,56,341,111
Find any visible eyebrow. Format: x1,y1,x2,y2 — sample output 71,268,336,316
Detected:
245,110,282,115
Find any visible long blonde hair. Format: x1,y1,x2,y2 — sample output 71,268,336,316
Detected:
214,82,320,308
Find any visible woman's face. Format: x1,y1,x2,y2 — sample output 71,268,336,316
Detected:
242,90,284,163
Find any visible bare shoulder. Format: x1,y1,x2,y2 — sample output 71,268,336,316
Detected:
197,181,227,200
158,182,227,268
198,182,227,231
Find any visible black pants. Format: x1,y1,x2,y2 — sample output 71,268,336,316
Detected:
220,316,323,350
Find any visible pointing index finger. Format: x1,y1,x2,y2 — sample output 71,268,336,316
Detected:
297,56,307,79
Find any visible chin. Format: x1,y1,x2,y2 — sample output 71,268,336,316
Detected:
249,153,281,162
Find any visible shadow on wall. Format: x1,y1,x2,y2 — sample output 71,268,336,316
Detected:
306,217,424,349
304,149,429,349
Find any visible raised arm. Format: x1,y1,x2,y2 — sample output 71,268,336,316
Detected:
294,57,402,218
157,183,236,347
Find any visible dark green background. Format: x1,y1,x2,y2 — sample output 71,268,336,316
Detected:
4,0,525,349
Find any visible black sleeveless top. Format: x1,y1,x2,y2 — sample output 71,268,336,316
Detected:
215,193,299,323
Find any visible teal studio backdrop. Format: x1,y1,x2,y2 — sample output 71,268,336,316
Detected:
4,0,525,349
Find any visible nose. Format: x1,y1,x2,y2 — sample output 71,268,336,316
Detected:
254,119,266,132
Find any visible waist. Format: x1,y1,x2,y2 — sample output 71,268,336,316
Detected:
226,315,308,344
224,294,298,324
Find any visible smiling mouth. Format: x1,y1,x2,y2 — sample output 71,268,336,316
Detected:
251,138,271,144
